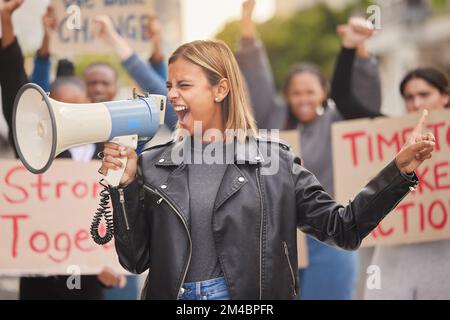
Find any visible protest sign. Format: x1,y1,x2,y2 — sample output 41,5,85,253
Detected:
51,0,154,55
332,110,450,246
0,159,125,275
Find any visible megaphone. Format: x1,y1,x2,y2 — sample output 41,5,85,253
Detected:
13,83,166,187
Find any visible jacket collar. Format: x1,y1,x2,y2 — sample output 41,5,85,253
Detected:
143,135,264,225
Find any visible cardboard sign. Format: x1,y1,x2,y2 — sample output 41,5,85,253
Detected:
279,130,308,268
332,109,450,246
0,154,308,274
0,159,126,275
50,0,154,55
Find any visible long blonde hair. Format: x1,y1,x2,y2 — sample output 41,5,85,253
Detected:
168,40,257,142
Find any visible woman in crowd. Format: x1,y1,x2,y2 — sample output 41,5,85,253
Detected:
99,35,433,299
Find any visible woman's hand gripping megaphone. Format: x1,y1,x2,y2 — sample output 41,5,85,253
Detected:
99,139,138,187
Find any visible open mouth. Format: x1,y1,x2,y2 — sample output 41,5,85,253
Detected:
298,104,312,112
296,104,315,116
174,105,191,126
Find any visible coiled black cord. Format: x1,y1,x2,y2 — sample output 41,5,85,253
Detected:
90,179,114,245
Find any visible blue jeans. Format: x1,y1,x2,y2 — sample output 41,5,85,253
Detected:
299,236,358,300
179,277,230,300
103,275,139,300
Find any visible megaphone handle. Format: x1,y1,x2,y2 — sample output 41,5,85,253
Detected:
104,134,138,187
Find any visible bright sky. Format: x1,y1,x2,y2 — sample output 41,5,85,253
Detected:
182,0,276,41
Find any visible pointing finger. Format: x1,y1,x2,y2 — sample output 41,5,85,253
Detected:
410,109,428,143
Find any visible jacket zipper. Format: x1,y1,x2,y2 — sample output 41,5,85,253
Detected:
118,188,130,230
283,241,297,297
143,184,192,300
255,166,264,300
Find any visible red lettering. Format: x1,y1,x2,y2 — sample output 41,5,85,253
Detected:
29,231,50,253
0,214,29,257
72,182,88,198
428,200,447,230
415,166,435,194
370,199,450,241
426,122,445,151
368,135,374,162
1,215,108,262
48,232,71,263
434,161,450,190
342,131,366,166
446,125,450,148
419,203,426,232
396,202,414,233
55,181,68,198
3,166,29,204
377,132,401,161
75,230,94,252
30,175,50,201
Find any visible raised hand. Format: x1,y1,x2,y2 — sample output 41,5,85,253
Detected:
242,0,255,20
93,14,118,45
1,0,23,15
1,0,24,48
337,17,375,49
93,14,133,60
42,5,57,35
395,110,435,174
241,0,256,38
146,14,164,64
37,5,57,57
146,14,162,43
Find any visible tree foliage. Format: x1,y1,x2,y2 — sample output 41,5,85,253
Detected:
216,0,373,91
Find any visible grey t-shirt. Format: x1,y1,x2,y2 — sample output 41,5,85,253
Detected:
185,141,228,282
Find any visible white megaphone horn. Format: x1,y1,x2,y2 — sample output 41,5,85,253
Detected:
13,83,166,187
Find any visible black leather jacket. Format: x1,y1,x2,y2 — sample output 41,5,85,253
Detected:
109,136,418,300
